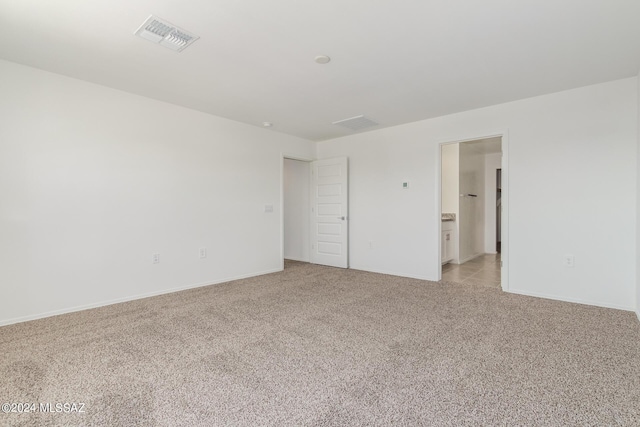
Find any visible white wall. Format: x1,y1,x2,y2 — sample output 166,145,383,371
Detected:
441,143,460,263
283,158,310,262
318,77,637,311
459,142,485,262
440,144,460,264
0,59,315,325
637,73,640,320
441,144,459,215
484,152,502,254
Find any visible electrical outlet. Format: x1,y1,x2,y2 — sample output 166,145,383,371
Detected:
563,254,575,268
152,253,160,264
199,248,207,259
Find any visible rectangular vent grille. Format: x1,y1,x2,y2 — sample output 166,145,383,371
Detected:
332,115,379,131
135,15,199,52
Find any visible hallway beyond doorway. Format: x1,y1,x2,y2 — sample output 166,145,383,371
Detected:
441,254,501,288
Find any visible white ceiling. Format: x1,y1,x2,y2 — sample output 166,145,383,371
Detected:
1,0,639,141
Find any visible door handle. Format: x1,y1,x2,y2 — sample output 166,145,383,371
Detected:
337,216,345,220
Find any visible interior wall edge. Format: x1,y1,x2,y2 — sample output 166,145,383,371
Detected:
507,288,636,313
349,266,433,282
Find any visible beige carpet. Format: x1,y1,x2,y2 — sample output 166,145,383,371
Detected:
1,260,639,426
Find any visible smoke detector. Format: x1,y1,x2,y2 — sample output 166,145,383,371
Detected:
134,15,199,52
315,55,331,64
332,115,379,131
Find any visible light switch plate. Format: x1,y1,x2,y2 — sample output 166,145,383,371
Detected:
564,254,575,268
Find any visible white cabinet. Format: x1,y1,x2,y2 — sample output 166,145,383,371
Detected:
441,221,455,264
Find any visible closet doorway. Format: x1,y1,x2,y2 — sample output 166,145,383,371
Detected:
282,157,311,268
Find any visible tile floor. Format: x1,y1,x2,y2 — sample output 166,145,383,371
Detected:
441,253,501,288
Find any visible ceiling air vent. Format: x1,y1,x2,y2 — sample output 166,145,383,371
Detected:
332,115,379,131
134,15,199,52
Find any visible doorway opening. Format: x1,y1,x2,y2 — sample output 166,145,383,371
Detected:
282,157,311,269
282,156,350,270
439,135,507,290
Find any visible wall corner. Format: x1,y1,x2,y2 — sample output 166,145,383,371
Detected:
636,72,640,321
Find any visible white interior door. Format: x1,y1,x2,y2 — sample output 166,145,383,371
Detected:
310,157,348,268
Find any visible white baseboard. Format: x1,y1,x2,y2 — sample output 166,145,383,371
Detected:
507,288,635,312
636,310,640,322
458,253,484,264
284,256,310,263
0,268,282,327
349,266,433,281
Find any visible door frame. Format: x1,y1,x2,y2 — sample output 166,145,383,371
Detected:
280,153,314,271
436,131,510,291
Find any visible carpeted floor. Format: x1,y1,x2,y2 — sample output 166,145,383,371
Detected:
1,260,639,426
